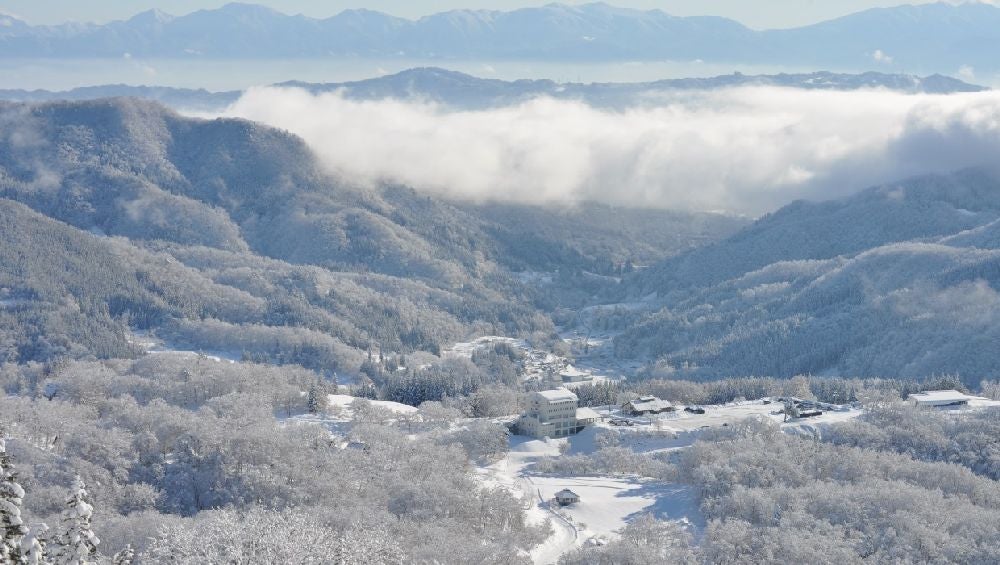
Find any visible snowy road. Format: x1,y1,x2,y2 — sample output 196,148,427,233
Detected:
529,482,578,565
479,438,583,565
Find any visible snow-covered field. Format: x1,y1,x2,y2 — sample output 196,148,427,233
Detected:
482,434,702,564
444,336,529,359
126,329,241,363
325,394,418,415
529,475,702,542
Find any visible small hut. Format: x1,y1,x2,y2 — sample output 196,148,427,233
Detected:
554,489,581,506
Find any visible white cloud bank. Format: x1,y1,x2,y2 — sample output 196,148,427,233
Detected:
221,86,1000,215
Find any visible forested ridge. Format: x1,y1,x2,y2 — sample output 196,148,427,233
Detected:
612,168,1000,381
0,98,735,372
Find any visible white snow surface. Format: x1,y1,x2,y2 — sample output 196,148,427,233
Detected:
482,433,702,564
535,388,579,402
127,329,240,364
530,475,701,541
326,394,418,415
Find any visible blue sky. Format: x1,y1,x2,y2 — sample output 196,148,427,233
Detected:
1,1,941,29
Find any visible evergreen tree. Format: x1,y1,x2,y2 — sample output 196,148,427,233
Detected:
307,381,322,415
52,477,99,565
1,437,28,564
20,523,49,565
111,544,134,565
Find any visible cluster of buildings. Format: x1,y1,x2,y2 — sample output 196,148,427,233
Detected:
516,389,675,439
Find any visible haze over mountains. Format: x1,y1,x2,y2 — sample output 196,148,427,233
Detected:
2,2,1000,75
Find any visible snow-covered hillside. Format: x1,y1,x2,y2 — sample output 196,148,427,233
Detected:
616,169,1000,380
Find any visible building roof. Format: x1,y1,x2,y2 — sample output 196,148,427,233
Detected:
908,390,971,404
555,489,579,498
535,388,579,403
576,407,600,420
625,396,673,411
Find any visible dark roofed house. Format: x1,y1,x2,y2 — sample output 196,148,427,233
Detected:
622,395,674,416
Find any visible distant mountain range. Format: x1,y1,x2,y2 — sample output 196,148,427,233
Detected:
0,67,984,112
2,2,1000,73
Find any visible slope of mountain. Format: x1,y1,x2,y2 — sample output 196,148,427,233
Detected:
614,168,1000,382
3,2,1000,73
628,169,1000,296
0,98,737,369
0,68,983,114
767,2,1000,71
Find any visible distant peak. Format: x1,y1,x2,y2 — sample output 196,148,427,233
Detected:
395,67,474,78
0,12,26,25
128,8,174,25
216,2,283,16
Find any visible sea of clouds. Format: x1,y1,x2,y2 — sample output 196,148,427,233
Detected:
220,86,1000,215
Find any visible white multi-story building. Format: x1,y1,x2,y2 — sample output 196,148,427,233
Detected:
518,388,591,438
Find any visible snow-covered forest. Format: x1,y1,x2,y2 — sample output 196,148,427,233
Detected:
2,354,998,563
4,4,1000,560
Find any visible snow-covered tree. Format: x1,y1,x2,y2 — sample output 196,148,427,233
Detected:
111,544,134,565
1,437,28,564
560,513,695,564
20,523,49,565
782,400,799,422
306,380,327,415
52,477,99,565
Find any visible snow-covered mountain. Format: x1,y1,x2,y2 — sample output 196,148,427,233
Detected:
4,2,1000,73
0,97,740,368
766,2,1000,71
616,168,1000,381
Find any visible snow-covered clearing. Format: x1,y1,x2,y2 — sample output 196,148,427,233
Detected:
127,329,240,363
482,434,700,564
325,394,418,415
445,336,528,359
528,475,702,544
